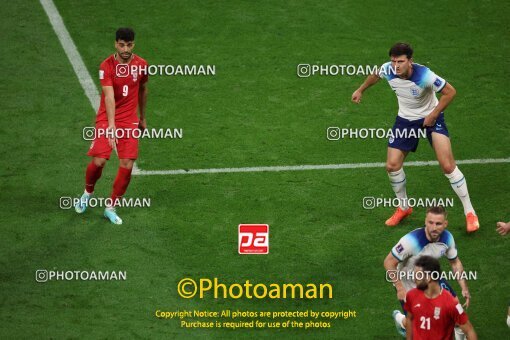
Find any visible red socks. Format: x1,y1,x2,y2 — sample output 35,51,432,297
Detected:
110,166,133,205
85,161,104,194
84,161,133,205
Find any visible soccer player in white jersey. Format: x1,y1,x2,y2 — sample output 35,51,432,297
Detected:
352,42,479,232
383,206,471,339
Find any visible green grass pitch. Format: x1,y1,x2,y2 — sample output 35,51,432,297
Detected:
1,0,509,338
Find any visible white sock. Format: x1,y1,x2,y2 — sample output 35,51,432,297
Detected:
396,311,405,328
388,168,409,210
445,166,475,216
454,326,465,340
83,190,92,196
507,315,510,328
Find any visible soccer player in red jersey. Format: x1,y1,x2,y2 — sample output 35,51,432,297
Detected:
404,256,477,340
75,27,148,224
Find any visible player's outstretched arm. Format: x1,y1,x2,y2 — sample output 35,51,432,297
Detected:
459,320,477,340
383,252,406,301
351,74,380,103
103,85,117,148
449,257,470,308
423,83,456,127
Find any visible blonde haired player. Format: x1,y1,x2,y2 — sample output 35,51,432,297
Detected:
384,206,471,339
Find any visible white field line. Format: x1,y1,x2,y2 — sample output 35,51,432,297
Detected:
40,0,100,112
40,0,141,173
133,157,510,176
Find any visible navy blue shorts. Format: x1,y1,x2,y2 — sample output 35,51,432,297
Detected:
388,112,449,152
399,279,457,315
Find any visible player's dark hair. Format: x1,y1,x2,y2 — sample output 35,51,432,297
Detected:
116,27,135,42
389,42,413,59
426,206,448,218
415,256,441,281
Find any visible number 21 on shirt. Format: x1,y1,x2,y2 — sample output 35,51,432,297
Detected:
420,316,431,330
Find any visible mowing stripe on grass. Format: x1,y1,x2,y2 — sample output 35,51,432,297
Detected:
134,157,510,176
39,0,508,178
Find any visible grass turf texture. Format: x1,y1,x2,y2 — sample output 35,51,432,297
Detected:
0,0,509,338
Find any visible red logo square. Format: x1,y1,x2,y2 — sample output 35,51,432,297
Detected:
238,224,269,254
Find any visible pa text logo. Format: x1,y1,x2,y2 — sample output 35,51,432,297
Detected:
238,224,269,254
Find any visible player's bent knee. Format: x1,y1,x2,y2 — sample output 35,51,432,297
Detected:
93,157,107,167
119,159,135,169
386,163,402,173
441,162,456,174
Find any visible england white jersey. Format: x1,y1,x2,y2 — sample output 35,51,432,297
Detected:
391,227,457,291
378,63,447,121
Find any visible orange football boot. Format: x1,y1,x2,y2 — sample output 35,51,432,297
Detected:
466,212,479,233
385,207,413,227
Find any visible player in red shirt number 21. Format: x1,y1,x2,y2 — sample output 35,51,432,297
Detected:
75,28,148,224
404,256,477,340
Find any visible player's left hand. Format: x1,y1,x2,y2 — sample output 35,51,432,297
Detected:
423,114,437,127
107,124,117,149
496,221,510,236
461,289,471,309
138,118,147,131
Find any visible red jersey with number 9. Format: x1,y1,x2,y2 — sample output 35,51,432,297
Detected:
96,54,148,125
404,288,468,340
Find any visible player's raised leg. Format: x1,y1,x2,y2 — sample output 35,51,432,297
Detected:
75,157,107,213
431,132,479,232
385,147,413,226
104,158,134,225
